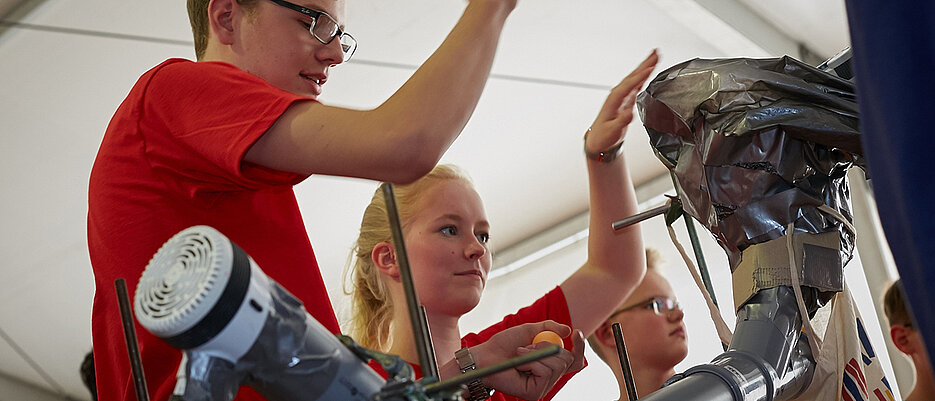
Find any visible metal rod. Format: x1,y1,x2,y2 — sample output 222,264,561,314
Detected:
613,202,670,231
115,278,150,401
612,323,639,401
681,217,718,307
382,183,437,379
419,305,439,378
667,173,724,351
424,345,561,393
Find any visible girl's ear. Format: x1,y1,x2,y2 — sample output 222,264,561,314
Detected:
371,242,400,281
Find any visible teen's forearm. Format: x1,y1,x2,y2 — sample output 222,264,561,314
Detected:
586,156,644,283
561,155,646,336
247,2,515,183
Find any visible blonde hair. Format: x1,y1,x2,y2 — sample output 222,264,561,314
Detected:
883,279,912,327
345,165,473,350
187,0,258,60
587,247,664,363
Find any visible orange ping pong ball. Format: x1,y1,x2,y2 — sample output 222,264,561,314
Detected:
532,330,564,347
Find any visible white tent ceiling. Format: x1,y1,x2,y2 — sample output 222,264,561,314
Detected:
0,0,851,399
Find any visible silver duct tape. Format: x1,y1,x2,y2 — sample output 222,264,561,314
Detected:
732,232,844,310
177,281,382,401
637,56,862,284
240,283,382,400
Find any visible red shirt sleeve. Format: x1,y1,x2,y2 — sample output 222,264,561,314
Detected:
139,59,312,197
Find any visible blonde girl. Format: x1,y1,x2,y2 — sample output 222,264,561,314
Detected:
347,51,659,401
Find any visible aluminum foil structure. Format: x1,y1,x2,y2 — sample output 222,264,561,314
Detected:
636,56,862,401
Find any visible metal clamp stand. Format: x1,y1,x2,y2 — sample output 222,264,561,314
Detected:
115,278,150,401
612,323,639,401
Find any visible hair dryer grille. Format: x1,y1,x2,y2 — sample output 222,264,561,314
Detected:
135,226,237,344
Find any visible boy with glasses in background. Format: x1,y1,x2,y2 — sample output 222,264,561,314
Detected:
586,248,688,400
87,1,574,400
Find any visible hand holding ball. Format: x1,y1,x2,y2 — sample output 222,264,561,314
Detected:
532,330,564,347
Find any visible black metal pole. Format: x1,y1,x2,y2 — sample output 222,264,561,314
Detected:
612,323,639,401
419,305,439,378
667,174,725,351
680,216,718,306
382,183,437,379
667,175,727,351
667,174,718,310
115,278,150,401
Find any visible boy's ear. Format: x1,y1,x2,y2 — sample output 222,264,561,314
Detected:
371,242,400,281
594,320,617,349
891,325,915,354
208,0,236,45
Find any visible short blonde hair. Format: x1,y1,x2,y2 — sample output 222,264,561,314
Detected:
883,280,912,327
344,165,473,350
586,248,664,363
187,0,258,60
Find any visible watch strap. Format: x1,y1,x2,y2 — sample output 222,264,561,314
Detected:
455,347,492,401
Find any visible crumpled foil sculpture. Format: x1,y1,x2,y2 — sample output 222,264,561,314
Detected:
637,56,863,309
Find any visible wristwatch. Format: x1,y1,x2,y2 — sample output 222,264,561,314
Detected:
455,347,493,401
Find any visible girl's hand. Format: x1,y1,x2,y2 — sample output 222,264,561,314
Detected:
585,50,659,158
471,321,585,399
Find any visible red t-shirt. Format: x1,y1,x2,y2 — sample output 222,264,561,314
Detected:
369,287,585,401
88,59,338,401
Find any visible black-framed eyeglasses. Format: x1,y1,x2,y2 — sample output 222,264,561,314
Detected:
612,296,681,317
268,0,358,61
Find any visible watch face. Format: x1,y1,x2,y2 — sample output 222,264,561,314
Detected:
456,347,476,370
